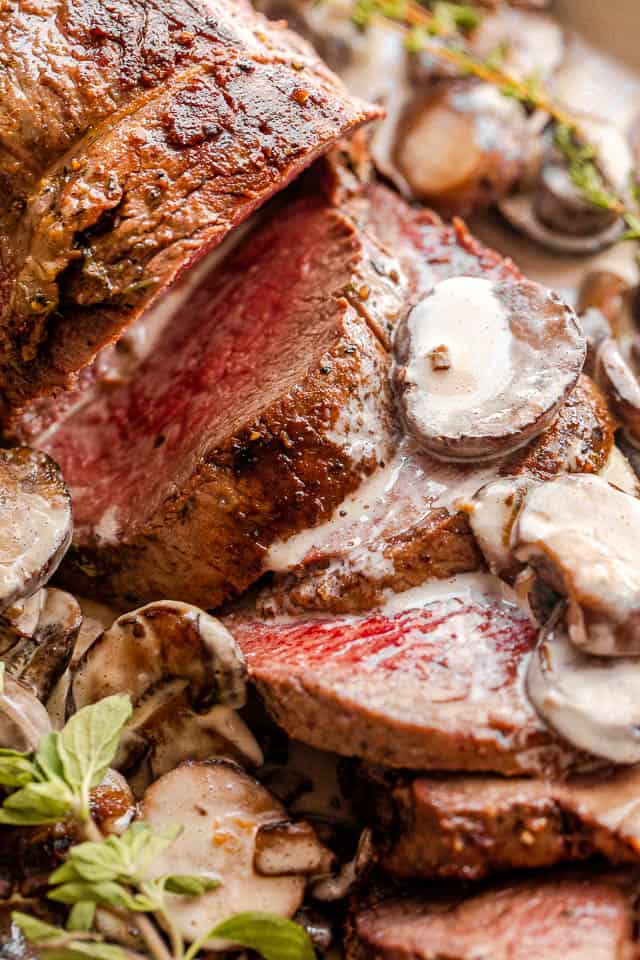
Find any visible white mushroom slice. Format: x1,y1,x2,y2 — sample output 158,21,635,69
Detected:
140,761,306,947
0,448,72,612
527,623,640,764
71,601,247,714
500,189,624,254
393,277,585,461
467,476,536,579
599,445,640,498
577,270,629,331
0,673,51,752
254,821,335,877
513,474,640,655
1,589,82,701
596,338,640,445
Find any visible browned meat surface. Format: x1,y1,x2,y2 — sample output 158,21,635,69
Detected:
41,193,404,608
346,872,640,960
229,582,583,775
258,374,613,616
0,0,378,417
364,766,640,880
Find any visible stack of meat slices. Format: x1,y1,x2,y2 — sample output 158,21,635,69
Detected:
3,3,640,956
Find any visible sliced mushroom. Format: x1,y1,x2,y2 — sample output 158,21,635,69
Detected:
577,270,630,331
595,338,640,445
599,444,640,498
310,828,375,902
467,476,535,579
254,821,334,877
0,673,51,752
140,761,308,946
124,687,263,796
513,474,640,655
70,601,247,713
394,277,585,461
0,448,72,612
0,589,81,702
500,122,633,254
527,620,640,764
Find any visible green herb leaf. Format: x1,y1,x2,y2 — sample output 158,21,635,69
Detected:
48,880,142,912
12,912,67,944
431,2,480,35
207,913,316,960
0,748,36,788
66,902,96,933
35,732,66,783
162,874,221,896
56,696,132,817
0,779,75,825
45,942,127,960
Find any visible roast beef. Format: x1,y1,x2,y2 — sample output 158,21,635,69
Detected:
40,192,405,608
228,575,582,775
259,374,613,616
0,0,378,417
346,871,640,960
364,766,640,880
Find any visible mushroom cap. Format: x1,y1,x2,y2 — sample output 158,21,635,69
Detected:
513,474,640,656
467,475,536,579
527,622,640,763
0,448,72,612
70,601,247,715
140,760,306,946
595,338,640,444
393,277,586,462
0,673,51,752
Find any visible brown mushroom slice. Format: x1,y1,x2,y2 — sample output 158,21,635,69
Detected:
140,761,307,946
254,821,335,877
513,474,640,656
595,338,640,445
90,768,136,836
310,828,375,903
0,673,51,752
500,122,633,254
393,277,585,462
467,476,535,579
0,448,72,612
392,83,536,218
527,622,640,764
124,687,264,796
1,589,82,701
70,601,247,714
577,270,630,331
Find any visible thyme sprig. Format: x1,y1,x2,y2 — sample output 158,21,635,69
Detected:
349,0,640,247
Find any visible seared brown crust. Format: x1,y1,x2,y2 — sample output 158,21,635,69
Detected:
345,870,640,960
0,0,379,416
258,375,614,616
53,201,404,608
363,766,640,881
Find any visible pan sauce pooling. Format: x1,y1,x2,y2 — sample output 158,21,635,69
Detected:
4,1,640,958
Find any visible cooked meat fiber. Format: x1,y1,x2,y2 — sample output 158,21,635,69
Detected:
260,374,613,616
43,195,404,608
366,766,640,881
0,0,378,416
229,578,581,776
347,872,640,960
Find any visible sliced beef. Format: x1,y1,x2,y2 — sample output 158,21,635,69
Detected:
365,766,640,881
41,194,405,608
0,0,378,416
228,576,583,776
346,871,640,960
259,374,613,616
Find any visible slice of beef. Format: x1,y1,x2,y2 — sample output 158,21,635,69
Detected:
228,575,583,776
40,194,405,608
259,374,613,616
364,766,640,881
346,871,640,960
0,0,379,417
